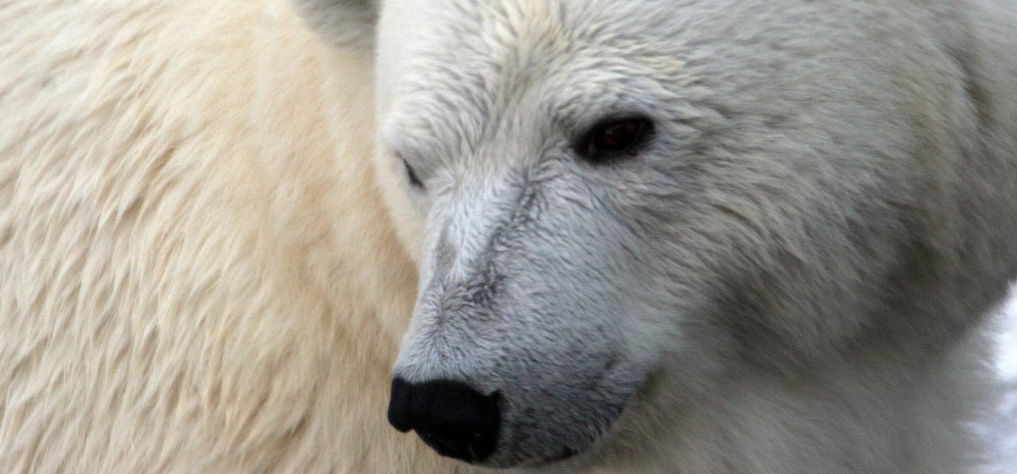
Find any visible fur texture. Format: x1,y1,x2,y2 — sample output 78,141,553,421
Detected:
0,0,473,471
372,0,1017,471
1,0,1016,473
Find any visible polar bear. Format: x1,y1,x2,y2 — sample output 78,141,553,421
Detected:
1,1,1016,474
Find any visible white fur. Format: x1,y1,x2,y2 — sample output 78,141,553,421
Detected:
375,0,1017,471
2,0,1016,472
0,1,474,471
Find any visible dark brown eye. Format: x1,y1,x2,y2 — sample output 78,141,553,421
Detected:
403,158,423,188
577,117,654,163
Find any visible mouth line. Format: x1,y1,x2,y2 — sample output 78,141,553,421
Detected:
535,446,581,465
416,428,485,464
488,447,581,470
490,375,643,468
493,412,624,469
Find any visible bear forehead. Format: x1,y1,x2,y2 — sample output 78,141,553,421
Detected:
382,0,693,158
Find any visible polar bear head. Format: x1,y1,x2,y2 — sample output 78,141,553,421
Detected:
296,0,1001,469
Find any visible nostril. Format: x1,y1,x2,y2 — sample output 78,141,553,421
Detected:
386,377,501,463
387,377,415,433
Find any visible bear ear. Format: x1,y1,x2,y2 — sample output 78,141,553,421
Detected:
290,0,378,46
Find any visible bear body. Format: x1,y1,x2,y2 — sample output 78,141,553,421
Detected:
0,1,474,471
1,0,1016,472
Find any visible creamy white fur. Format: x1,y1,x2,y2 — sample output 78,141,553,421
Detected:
0,0,475,471
2,0,1017,473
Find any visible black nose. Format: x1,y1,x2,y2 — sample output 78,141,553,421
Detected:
387,377,501,463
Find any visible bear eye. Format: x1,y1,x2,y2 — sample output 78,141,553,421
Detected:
576,117,654,163
403,158,424,188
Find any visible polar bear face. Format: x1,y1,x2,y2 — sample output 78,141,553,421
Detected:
364,0,970,469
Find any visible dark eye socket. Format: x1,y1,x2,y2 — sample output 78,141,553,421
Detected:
403,158,424,188
577,117,654,163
